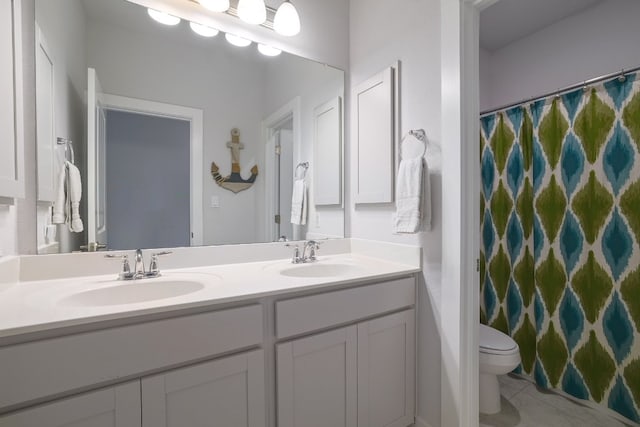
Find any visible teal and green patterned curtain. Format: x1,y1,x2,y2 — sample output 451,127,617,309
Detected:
480,72,640,424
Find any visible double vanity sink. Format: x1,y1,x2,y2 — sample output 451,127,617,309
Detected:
59,260,366,308
0,239,421,427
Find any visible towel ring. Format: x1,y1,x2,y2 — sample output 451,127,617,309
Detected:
57,137,75,164
295,162,309,179
401,129,427,159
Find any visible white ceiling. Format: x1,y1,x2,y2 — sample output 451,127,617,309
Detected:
480,0,603,52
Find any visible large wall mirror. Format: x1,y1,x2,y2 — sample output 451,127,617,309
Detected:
34,0,344,254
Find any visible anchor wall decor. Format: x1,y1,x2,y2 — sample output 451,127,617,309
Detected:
211,128,258,193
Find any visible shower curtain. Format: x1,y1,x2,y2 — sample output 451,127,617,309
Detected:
480,72,640,423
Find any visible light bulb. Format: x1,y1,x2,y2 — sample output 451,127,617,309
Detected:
198,0,229,12
237,0,266,25
274,0,300,36
225,33,252,47
147,8,181,26
190,22,219,37
258,44,282,57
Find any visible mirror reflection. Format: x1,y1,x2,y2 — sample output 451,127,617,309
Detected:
35,0,344,254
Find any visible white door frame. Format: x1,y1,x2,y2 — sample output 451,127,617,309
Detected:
261,97,301,242
441,0,498,426
101,94,204,246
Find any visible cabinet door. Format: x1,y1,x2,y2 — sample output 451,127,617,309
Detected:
0,381,141,427
357,310,415,427
277,325,357,427
0,0,24,199
142,349,265,427
353,66,395,204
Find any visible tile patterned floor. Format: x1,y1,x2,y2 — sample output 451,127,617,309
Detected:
479,374,634,427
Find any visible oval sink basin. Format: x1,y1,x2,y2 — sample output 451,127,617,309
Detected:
60,280,205,307
279,263,363,278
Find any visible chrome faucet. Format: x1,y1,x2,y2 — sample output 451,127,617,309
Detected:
134,249,146,278
285,240,322,264
302,240,320,262
105,249,172,280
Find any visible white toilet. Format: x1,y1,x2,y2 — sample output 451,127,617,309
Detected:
479,324,521,414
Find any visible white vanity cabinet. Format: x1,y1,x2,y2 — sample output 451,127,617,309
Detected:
277,326,358,427
276,278,416,427
141,349,266,427
0,381,141,427
0,349,266,427
0,274,417,427
0,305,265,427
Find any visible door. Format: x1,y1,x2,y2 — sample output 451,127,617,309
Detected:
105,110,191,250
357,310,415,427
87,67,107,249
278,129,294,240
277,325,357,427
0,381,141,427
142,350,265,427
266,128,294,242
35,24,55,203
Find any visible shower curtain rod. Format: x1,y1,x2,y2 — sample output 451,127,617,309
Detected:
480,64,640,116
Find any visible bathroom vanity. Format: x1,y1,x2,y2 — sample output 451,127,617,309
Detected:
0,240,420,427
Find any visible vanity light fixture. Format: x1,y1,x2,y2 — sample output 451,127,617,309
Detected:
190,22,220,37
147,8,181,26
198,0,230,13
225,33,252,47
257,44,281,56
237,0,267,25
274,0,300,36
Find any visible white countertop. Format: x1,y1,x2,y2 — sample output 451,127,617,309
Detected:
0,253,420,344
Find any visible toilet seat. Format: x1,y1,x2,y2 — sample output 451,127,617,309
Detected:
479,324,518,355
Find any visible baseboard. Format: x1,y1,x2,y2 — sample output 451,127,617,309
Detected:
414,416,434,427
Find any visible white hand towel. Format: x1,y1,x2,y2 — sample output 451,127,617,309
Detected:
66,161,84,233
52,164,67,224
290,179,307,225
393,157,430,233
51,161,84,232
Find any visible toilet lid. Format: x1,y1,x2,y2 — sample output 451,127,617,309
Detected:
479,324,518,354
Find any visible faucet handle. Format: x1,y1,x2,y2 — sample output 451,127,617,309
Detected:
285,243,302,264
147,251,173,277
304,240,322,262
104,254,135,280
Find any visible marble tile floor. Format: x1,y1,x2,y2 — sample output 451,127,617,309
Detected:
480,374,635,427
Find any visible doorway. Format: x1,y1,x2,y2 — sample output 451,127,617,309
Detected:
100,94,204,248
105,110,190,250
263,97,302,242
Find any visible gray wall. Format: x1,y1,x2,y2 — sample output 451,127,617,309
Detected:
106,110,190,250
348,0,443,425
480,0,640,112
35,0,88,253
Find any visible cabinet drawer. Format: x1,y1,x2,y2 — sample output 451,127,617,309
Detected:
0,381,141,427
0,304,263,412
276,277,415,339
